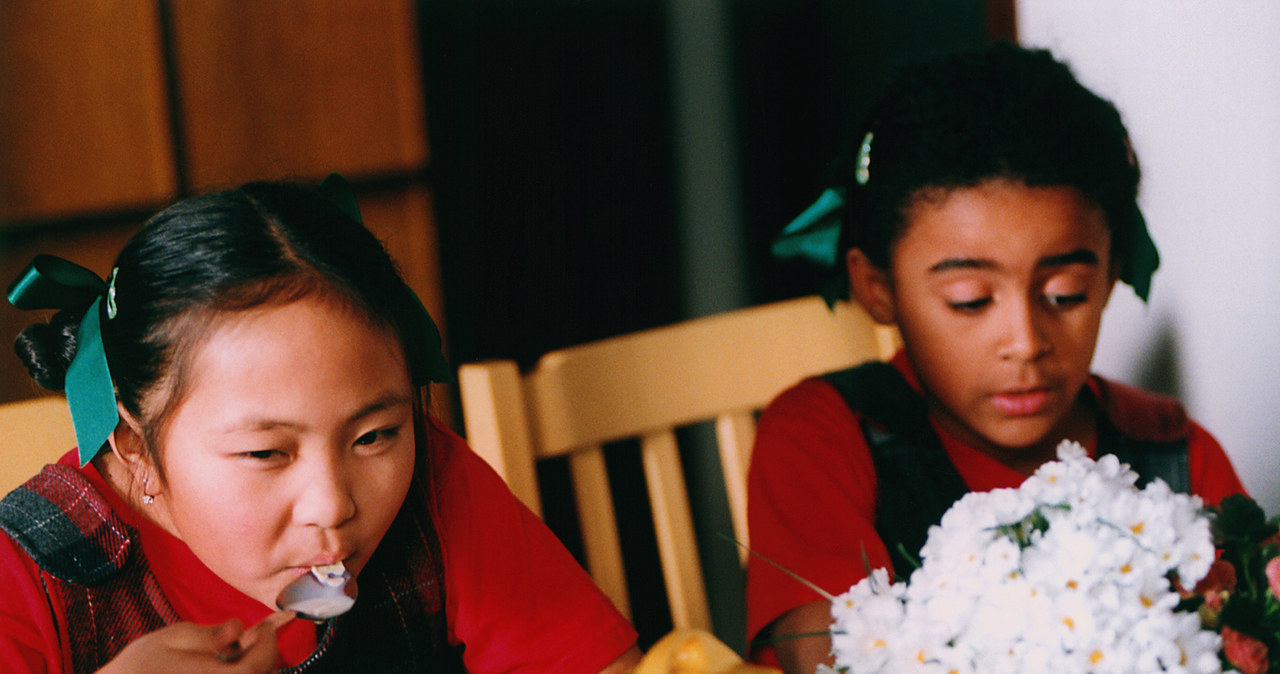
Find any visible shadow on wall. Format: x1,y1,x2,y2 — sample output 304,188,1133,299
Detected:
1130,315,1184,402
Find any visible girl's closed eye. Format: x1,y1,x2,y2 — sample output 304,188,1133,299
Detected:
353,426,403,450
941,280,993,314
1045,292,1088,308
947,296,992,313
1042,276,1090,309
240,448,287,462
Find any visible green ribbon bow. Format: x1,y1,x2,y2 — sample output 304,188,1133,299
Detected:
770,188,849,307
7,255,119,465
319,173,453,384
772,189,1161,303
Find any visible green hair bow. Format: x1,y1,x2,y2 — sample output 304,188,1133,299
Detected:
7,256,120,465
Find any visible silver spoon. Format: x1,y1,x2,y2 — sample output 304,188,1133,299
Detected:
275,561,357,621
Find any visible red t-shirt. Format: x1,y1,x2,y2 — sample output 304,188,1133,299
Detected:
0,418,637,672
745,353,1246,664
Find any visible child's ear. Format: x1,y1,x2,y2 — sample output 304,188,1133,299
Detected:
846,248,896,325
106,405,145,465
106,405,160,500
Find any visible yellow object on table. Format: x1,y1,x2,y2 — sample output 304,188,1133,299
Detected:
632,629,781,674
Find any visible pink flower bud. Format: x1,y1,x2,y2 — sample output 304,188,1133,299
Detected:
1266,556,1280,600
1223,626,1270,674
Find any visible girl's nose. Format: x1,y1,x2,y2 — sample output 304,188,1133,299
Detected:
997,299,1051,362
294,455,357,529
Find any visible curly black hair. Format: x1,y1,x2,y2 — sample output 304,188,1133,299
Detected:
840,42,1140,271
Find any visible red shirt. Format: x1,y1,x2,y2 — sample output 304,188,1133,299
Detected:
0,419,637,673
745,353,1246,663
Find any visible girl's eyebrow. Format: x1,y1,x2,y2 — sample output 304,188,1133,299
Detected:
928,248,1099,273
348,394,415,422
221,393,414,433
1040,249,1099,267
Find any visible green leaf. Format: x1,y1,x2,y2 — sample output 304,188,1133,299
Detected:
1216,494,1271,544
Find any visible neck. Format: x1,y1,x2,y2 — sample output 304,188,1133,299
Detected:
93,451,175,532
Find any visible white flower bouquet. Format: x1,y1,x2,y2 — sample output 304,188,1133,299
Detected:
827,441,1223,673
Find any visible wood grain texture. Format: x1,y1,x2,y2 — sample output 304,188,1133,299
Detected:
168,0,428,189
0,1,176,223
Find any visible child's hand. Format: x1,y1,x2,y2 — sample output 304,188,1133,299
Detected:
97,610,295,673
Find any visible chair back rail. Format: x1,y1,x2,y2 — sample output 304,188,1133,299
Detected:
0,396,75,495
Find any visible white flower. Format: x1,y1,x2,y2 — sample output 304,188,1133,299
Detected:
829,440,1222,673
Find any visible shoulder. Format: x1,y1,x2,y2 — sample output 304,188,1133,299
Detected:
756,360,914,457
760,376,860,430
422,417,510,513
0,469,87,672
0,463,132,584
1090,375,1189,442
420,418,638,672
750,374,879,502
1089,376,1245,502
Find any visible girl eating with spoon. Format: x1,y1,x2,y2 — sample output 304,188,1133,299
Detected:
1,176,641,672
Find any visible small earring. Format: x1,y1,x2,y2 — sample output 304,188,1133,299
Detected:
140,475,154,505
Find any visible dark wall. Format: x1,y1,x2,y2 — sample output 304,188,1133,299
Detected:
419,0,681,372
421,0,998,369
418,0,1001,651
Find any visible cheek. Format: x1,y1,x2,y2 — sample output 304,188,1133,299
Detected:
165,464,288,542
904,335,982,402
348,446,416,524
365,452,415,517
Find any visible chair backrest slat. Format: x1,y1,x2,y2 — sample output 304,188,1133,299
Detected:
457,361,543,515
714,411,756,565
568,444,630,620
640,428,710,630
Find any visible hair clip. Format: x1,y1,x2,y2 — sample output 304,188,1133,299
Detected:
106,268,119,319
855,132,874,186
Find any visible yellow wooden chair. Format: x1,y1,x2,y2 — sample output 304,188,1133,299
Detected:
0,396,76,495
457,295,898,632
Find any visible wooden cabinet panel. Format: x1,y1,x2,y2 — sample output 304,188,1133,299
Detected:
0,1,176,223
168,0,428,190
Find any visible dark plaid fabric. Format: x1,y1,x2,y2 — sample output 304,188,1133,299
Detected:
822,361,1189,579
0,464,463,673
0,463,176,672
0,464,132,584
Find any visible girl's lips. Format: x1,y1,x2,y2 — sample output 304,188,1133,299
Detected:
300,551,353,569
990,388,1051,416
287,554,356,580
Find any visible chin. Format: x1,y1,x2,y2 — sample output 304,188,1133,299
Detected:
982,422,1063,454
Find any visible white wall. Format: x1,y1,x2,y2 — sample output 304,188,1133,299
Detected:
1017,2,1280,515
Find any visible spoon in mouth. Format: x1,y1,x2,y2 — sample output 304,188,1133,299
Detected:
275,561,357,621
